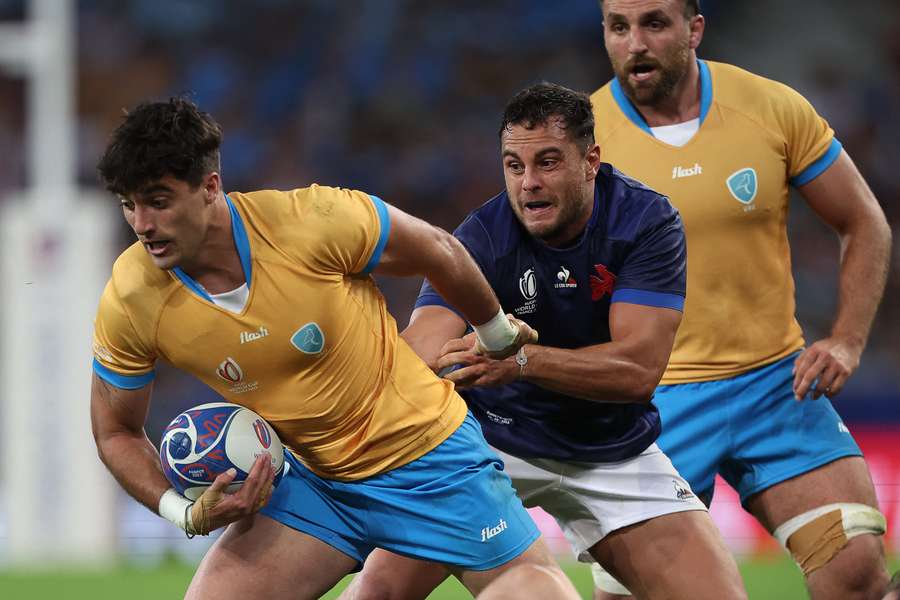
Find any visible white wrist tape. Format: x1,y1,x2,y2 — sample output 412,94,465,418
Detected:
473,308,517,352
159,487,194,533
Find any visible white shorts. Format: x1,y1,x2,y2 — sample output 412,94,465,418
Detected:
492,443,706,562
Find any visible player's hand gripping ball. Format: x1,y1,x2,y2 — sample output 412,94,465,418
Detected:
159,402,285,500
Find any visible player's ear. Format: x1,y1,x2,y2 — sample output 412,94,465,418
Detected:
688,14,705,49
203,172,220,204
584,143,601,181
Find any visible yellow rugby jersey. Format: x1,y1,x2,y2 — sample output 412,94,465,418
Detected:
92,185,467,480
592,60,842,383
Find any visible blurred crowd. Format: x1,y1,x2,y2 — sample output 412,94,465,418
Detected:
0,0,897,424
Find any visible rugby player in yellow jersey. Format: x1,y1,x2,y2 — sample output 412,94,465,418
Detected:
88,98,566,600
589,1,893,599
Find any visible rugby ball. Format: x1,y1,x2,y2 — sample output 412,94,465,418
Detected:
159,402,285,500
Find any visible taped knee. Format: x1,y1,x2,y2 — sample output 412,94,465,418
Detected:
773,503,886,577
590,562,632,596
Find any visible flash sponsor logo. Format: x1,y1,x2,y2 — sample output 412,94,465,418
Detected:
240,326,269,344
672,163,702,179
481,518,508,542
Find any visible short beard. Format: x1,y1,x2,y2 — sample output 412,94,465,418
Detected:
616,41,691,107
520,189,591,247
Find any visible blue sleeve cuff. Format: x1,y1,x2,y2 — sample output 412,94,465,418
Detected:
92,358,155,390
361,195,391,274
611,289,685,311
413,293,466,320
791,138,842,187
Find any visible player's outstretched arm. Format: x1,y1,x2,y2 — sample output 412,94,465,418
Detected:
793,150,892,400
375,204,536,359
438,302,680,402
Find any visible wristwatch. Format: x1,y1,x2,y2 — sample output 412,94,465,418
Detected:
515,346,528,378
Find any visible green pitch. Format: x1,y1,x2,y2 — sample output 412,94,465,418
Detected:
0,556,896,598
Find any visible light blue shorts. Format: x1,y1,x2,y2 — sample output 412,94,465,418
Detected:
260,412,539,571
654,352,862,505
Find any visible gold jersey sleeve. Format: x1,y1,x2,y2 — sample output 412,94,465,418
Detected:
91,186,467,479
592,61,840,383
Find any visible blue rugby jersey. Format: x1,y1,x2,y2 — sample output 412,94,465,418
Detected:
415,164,686,462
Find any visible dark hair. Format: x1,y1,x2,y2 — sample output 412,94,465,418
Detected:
97,97,223,195
599,0,700,19
499,82,595,152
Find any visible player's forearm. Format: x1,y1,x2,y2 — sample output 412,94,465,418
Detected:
422,232,502,326
829,215,891,349
522,343,662,403
96,430,171,514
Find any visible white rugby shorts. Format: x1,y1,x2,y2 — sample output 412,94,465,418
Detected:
492,443,707,561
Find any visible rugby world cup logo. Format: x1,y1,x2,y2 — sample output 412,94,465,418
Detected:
519,268,537,300
252,418,272,449
216,357,243,383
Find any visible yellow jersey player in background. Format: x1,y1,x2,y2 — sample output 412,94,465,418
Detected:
88,97,576,600
590,1,892,599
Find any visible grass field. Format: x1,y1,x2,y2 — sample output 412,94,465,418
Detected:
1,555,896,599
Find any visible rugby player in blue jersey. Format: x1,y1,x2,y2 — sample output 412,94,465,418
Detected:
341,83,746,599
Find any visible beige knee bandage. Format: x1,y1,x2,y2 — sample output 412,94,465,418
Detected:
773,503,886,576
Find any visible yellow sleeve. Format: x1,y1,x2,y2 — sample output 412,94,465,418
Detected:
92,277,157,388
291,185,390,275
771,81,842,185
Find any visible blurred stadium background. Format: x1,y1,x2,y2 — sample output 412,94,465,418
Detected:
0,0,898,598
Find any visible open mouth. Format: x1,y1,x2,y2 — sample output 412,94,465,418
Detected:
144,240,171,256
630,63,658,82
524,200,554,215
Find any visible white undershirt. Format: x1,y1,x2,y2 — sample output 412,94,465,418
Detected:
209,282,249,313
649,117,700,147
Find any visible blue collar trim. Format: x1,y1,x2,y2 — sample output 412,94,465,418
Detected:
172,194,251,301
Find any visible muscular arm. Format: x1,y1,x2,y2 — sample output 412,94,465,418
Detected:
515,303,680,402
374,205,502,327
440,302,682,404
90,373,169,512
793,150,892,399
401,305,468,372
90,372,274,532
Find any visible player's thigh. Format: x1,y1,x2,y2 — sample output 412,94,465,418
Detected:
744,456,878,529
589,511,746,600
477,563,580,600
453,537,564,597
745,456,888,596
339,550,449,600
186,513,357,600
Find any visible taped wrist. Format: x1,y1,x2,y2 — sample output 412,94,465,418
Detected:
158,488,197,537
473,308,517,353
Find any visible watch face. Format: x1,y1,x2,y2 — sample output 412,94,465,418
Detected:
515,348,527,366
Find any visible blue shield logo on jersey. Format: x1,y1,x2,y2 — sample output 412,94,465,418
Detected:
291,323,325,354
726,168,758,204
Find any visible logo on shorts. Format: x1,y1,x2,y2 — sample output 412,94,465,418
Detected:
838,421,850,434
481,518,508,542
673,480,694,501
